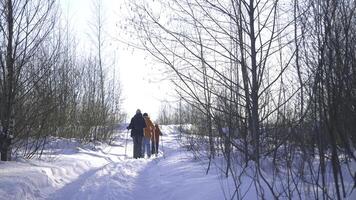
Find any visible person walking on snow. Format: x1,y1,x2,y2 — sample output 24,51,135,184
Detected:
142,113,154,158
151,124,162,156
127,109,146,159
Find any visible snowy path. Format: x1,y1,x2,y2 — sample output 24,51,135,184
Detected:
0,126,225,200
50,127,223,200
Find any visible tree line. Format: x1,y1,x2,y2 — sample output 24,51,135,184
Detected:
128,0,356,199
0,0,124,161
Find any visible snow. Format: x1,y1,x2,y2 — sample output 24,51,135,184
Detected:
0,125,230,200
1,125,355,200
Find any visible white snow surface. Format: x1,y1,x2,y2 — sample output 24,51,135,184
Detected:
1,125,355,200
0,125,230,200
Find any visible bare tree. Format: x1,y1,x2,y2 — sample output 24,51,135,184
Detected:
81,0,124,142
0,0,58,160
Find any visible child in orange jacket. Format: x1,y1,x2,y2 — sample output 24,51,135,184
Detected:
151,124,162,155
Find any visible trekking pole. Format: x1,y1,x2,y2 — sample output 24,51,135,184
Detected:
124,129,129,158
161,133,165,159
153,128,157,156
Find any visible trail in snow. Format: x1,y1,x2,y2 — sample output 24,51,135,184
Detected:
49,126,224,200
0,125,226,200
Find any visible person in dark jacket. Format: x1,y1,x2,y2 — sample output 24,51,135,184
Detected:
127,109,146,159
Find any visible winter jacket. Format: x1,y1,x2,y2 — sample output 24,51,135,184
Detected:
152,124,162,142
127,113,146,137
143,116,155,139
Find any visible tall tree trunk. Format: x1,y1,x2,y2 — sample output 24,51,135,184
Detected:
1,0,14,161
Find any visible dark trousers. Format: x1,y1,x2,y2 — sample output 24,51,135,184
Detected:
151,140,159,155
133,135,143,158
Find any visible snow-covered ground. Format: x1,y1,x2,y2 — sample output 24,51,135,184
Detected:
0,125,232,200
1,125,355,200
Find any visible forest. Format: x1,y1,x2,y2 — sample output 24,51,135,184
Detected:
129,0,356,199
0,0,355,199
0,0,124,160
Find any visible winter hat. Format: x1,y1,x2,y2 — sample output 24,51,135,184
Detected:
136,109,141,114
143,113,148,117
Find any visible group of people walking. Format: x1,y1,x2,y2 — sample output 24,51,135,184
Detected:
127,109,162,159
